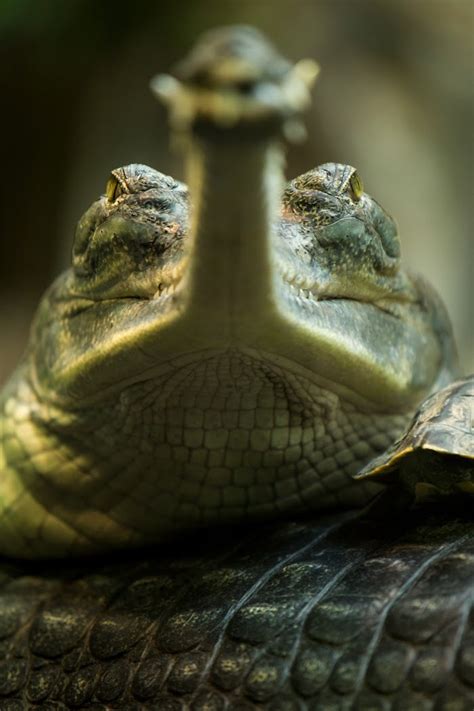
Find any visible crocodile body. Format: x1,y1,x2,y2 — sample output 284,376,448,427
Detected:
0,510,473,709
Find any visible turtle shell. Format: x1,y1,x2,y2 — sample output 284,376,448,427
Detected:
355,376,473,496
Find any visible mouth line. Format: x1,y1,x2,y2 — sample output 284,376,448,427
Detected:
279,272,412,321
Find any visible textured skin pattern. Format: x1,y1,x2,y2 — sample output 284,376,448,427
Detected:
0,350,410,558
0,509,473,709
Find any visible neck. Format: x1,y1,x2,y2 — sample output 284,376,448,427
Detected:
181,133,284,339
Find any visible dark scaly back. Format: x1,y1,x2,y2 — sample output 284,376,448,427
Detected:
0,510,472,708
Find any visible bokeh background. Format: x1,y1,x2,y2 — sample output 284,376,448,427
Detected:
1,0,472,385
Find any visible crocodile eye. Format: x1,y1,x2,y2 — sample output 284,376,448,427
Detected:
349,172,363,201
105,174,125,202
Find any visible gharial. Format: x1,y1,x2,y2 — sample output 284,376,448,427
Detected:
0,25,472,710
0,26,468,558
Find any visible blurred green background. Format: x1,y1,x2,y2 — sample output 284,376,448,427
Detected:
0,0,472,384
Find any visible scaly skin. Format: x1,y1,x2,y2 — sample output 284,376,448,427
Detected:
0,28,459,557
0,511,472,709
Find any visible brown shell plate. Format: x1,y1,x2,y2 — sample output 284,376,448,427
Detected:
355,375,474,482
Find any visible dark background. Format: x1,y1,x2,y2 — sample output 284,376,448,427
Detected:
1,0,472,384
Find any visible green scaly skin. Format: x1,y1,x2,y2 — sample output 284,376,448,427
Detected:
0,28,459,558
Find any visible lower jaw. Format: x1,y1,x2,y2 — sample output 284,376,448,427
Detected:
61,283,433,412
9,350,409,557
135,283,437,412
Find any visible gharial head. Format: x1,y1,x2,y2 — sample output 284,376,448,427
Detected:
29,153,445,416
27,25,448,409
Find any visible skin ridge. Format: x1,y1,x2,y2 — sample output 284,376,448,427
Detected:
0,510,472,708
